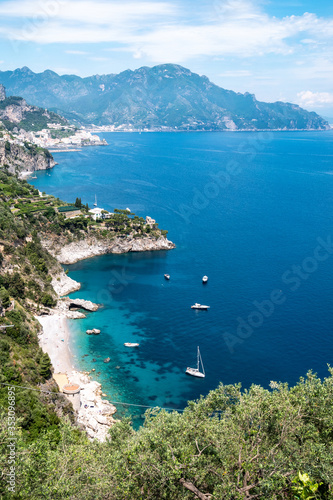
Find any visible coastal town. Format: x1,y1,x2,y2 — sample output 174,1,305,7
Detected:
1,122,108,151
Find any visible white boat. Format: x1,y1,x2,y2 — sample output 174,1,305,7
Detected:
191,303,210,310
164,274,170,280
202,275,208,283
124,342,139,347
186,346,205,378
94,194,97,207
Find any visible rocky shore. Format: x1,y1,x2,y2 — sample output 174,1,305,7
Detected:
42,234,176,264
37,314,118,441
0,141,56,176
37,229,175,441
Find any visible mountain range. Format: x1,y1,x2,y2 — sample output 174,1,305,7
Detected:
0,64,329,131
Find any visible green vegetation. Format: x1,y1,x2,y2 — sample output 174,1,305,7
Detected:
0,96,23,109
50,128,77,139
0,370,333,498
0,170,331,499
24,141,53,159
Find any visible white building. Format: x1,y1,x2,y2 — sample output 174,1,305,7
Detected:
146,216,156,227
89,207,113,221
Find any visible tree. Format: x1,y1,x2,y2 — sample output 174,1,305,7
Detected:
75,197,82,208
40,293,56,308
0,287,10,308
39,352,51,378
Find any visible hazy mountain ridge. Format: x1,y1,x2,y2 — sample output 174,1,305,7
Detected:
0,64,329,130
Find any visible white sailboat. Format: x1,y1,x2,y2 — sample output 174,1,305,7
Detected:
94,194,97,207
186,346,205,378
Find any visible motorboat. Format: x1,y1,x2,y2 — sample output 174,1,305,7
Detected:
164,274,170,280
186,346,205,378
124,342,139,347
191,303,210,310
202,275,208,283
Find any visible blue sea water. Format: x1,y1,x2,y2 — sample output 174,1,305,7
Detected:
30,131,333,422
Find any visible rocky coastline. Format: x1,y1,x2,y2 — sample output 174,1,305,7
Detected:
42,234,176,264
0,141,56,176
38,232,175,441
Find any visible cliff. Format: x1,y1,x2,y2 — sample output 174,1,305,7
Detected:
0,141,55,175
41,234,176,264
0,84,5,101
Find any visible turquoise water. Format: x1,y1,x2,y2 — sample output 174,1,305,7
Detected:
30,131,333,421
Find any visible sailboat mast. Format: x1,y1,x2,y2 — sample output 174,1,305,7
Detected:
198,347,205,376
197,346,200,371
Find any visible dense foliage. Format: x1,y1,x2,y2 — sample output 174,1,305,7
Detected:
0,370,333,499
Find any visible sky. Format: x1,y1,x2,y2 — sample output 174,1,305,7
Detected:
0,0,332,116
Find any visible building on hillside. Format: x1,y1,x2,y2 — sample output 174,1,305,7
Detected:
88,207,113,221
57,206,82,219
145,216,156,227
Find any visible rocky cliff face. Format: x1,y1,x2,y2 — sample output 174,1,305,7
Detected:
41,234,176,264
0,98,31,123
0,141,56,175
0,84,5,101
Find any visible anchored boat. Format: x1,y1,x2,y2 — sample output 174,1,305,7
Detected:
186,346,205,378
124,342,139,347
202,275,208,283
191,303,210,310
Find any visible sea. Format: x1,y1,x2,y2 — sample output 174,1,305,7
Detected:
29,130,333,423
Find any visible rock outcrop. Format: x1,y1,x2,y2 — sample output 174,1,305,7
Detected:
67,371,117,442
86,328,101,335
0,84,6,101
0,141,55,175
69,298,99,312
51,271,81,296
44,297,99,319
41,235,176,264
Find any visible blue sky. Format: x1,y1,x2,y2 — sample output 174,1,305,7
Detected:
0,0,332,115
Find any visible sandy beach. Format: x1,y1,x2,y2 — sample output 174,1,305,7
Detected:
37,313,118,441
37,314,74,374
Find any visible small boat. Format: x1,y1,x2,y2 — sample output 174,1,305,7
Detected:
31,175,37,179
94,194,97,207
202,275,208,283
191,303,210,310
164,274,170,280
186,346,205,378
124,342,139,347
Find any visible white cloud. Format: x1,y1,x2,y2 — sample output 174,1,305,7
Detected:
297,90,333,108
0,0,332,65
0,1,176,23
65,50,89,55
